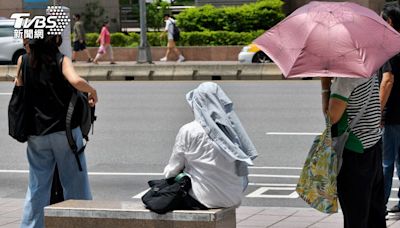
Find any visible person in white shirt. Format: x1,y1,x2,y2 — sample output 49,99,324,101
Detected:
160,14,185,62
164,82,258,208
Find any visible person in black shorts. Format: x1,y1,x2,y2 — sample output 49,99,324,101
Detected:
72,14,93,63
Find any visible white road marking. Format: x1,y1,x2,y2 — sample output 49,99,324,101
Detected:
1,169,399,200
132,188,150,199
0,170,163,176
0,170,28,173
249,174,299,178
88,172,163,176
266,132,321,136
248,183,297,187
0,93,11,96
246,187,298,198
250,166,302,170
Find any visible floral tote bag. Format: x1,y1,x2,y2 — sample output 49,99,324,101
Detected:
296,120,338,214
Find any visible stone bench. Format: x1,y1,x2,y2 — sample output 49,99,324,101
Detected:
44,200,236,228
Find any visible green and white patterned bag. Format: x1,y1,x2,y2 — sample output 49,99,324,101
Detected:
296,120,339,214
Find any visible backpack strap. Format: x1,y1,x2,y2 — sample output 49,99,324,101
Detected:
56,53,84,172
66,91,85,171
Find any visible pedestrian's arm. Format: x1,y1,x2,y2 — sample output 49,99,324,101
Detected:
327,98,347,124
62,56,98,106
160,21,169,38
163,129,186,178
97,28,104,45
321,77,332,114
380,72,394,112
14,56,23,86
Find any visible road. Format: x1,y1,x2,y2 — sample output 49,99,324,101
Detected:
0,81,398,208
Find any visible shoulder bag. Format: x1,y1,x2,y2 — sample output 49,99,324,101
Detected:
8,54,29,142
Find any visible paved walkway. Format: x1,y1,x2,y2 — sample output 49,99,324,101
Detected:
1,198,400,227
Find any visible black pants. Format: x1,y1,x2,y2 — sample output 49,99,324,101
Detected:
337,140,386,228
181,193,208,210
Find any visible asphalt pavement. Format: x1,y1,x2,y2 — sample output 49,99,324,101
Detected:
1,81,400,227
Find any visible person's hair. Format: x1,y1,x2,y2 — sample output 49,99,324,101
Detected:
163,13,170,18
28,29,62,73
74,14,80,20
382,2,400,31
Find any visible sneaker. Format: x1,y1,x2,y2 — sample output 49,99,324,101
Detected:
160,57,167,62
177,55,185,62
87,58,93,63
388,205,400,213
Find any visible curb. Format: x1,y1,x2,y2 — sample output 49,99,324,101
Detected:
0,63,285,81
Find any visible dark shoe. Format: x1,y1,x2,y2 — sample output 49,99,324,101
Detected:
87,58,93,63
388,205,400,213
72,59,76,63
110,62,116,64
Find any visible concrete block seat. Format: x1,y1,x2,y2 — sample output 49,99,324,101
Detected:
44,200,236,228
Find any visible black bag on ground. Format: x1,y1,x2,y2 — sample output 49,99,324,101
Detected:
142,175,192,214
8,54,29,143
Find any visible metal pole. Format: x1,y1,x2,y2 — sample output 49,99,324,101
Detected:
137,0,152,63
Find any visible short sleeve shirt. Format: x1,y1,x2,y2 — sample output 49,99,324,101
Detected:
330,76,381,153
379,54,400,124
164,18,174,40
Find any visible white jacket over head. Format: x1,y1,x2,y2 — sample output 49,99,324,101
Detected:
164,82,258,208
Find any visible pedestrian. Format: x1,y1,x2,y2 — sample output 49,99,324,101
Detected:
16,32,97,228
160,14,185,62
93,20,115,64
379,2,400,215
164,82,257,208
321,76,385,228
71,14,93,63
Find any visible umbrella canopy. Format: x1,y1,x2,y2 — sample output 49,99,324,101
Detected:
254,1,400,78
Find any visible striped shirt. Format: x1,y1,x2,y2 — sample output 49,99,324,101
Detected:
330,76,381,153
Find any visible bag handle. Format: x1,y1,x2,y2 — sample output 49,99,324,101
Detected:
19,54,28,86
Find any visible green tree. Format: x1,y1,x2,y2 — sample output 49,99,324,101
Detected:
146,0,170,31
82,1,106,33
176,0,284,32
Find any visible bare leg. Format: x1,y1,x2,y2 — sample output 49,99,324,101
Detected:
173,47,181,56
93,53,103,64
84,49,92,60
108,46,115,63
165,48,172,60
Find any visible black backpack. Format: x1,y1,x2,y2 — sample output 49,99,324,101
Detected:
172,21,180,42
57,54,97,171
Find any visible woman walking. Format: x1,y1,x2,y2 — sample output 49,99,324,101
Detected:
93,21,115,64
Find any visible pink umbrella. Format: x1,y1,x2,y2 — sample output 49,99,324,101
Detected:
254,1,400,78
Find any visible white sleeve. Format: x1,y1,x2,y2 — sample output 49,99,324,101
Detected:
164,20,170,32
330,77,365,101
163,126,187,178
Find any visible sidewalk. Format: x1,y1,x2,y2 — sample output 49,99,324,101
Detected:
1,198,400,228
